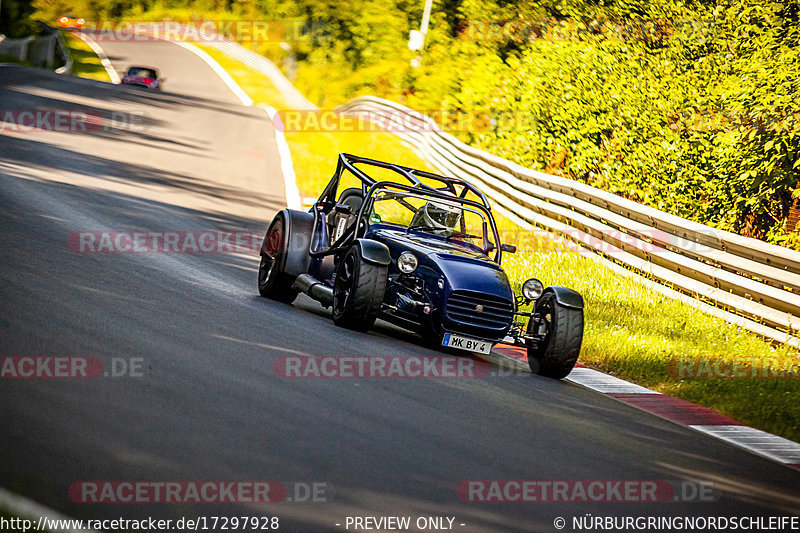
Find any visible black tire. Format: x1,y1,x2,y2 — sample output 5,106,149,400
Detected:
526,292,583,379
332,246,387,331
258,216,299,304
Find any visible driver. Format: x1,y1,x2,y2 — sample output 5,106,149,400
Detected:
410,201,462,235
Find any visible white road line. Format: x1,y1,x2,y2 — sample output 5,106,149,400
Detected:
170,40,252,106
567,367,662,394
264,106,301,210
690,425,800,465
72,31,120,83
0,486,98,533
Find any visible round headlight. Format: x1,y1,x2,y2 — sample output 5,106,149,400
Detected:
522,278,544,300
398,252,418,274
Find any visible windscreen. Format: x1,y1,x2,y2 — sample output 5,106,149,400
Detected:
369,189,496,252
127,68,157,78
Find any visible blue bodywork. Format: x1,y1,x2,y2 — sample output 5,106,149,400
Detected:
368,226,515,342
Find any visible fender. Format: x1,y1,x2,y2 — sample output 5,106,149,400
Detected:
542,286,584,310
355,238,391,266
260,209,314,278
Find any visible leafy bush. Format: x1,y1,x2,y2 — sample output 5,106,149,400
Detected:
288,0,800,247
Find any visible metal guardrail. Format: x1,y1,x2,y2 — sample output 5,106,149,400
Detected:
0,35,34,62
336,96,800,347
0,24,70,72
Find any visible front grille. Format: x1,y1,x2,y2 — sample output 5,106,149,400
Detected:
444,290,514,331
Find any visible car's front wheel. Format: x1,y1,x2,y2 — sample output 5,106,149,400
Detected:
526,292,583,379
332,245,387,331
258,216,299,304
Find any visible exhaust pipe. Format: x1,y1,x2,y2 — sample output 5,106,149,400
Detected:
293,274,334,307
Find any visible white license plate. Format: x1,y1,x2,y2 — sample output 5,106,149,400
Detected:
442,333,492,354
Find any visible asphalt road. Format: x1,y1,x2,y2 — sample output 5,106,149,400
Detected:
1,41,799,533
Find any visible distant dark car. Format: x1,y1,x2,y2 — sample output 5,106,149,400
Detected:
257,153,585,379
121,66,161,90
57,15,85,29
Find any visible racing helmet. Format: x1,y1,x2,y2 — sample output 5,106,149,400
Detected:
420,201,461,231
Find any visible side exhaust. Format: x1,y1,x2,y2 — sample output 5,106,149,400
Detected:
293,274,334,307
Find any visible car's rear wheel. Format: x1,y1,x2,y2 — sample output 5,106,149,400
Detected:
258,216,299,304
526,292,583,379
332,245,387,331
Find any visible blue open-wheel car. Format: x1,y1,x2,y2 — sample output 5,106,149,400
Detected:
258,154,584,379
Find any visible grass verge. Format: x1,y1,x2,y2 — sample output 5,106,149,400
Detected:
501,229,800,441
61,31,111,82
197,41,800,443
0,54,33,66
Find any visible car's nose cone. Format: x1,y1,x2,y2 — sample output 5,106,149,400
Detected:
435,254,511,294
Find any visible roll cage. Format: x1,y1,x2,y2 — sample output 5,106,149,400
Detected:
310,154,505,263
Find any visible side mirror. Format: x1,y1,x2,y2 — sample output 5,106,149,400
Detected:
501,244,516,253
